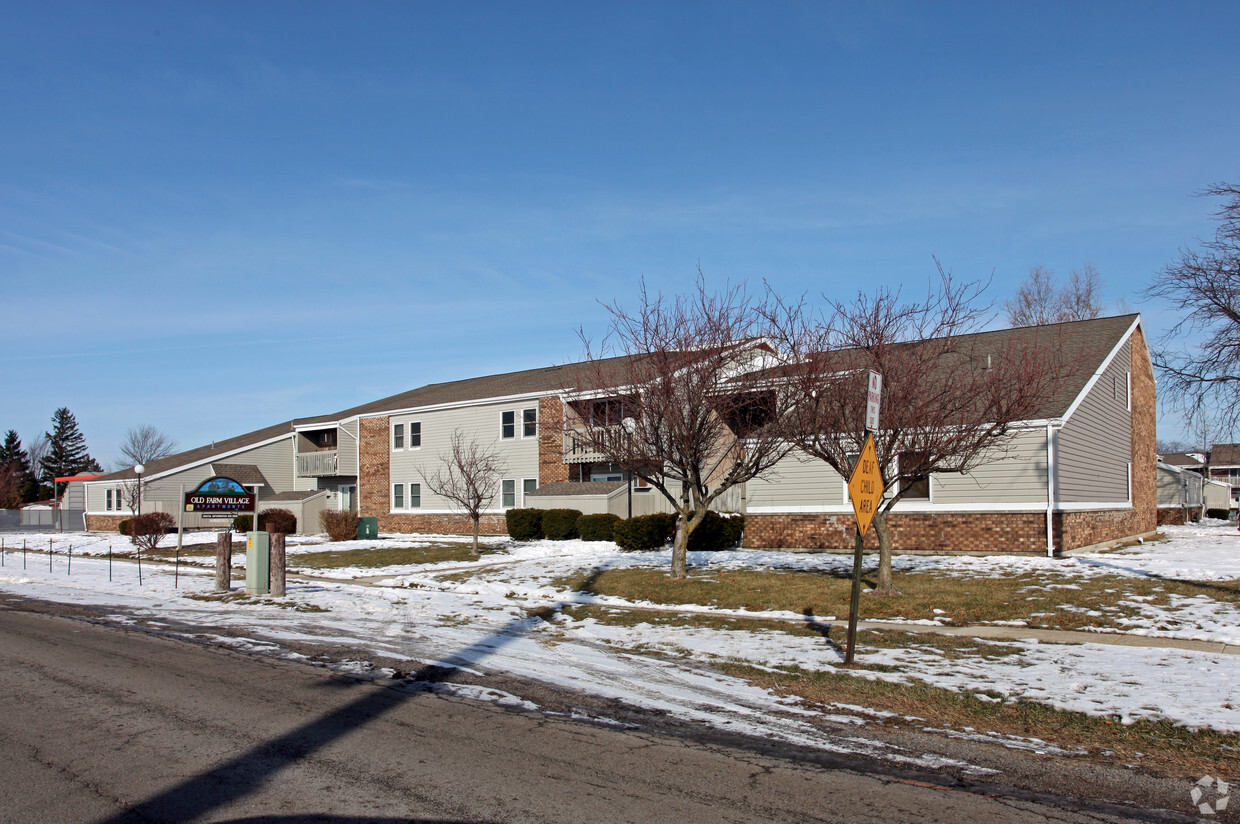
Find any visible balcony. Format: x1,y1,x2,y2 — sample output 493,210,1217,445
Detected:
296,450,339,477
564,427,626,464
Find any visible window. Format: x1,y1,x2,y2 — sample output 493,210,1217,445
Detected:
410,483,420,508
523,478,537,505
589,398,626,427
502,411,516,439
106,489,113,511
502,479,515,507
897,451,930,500
394,483,404,509
393,423,404,450
410,421,421,448
523,408,538,437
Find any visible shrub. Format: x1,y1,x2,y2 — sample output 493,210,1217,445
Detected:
117,519,131,537
1207,508,1231,520
232,514,253,532
687,511,745,551
320,509,360,542
577,513,621,542
128,512,176,553
614,512,677,551
261,508,297,534
505,508,544,541
542,508,583,541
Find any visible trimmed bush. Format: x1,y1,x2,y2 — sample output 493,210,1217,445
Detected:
542,508,583,541
232,513,253,532
261,508,297,535
614,513,677,551
1207,508,1231,520
320,509,360,542
687,511,745,551
505,508,544,541
128,511,176,552
577,512,621,542
117,519,131,537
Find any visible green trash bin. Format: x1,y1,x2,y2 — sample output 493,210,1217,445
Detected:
357,517,378,540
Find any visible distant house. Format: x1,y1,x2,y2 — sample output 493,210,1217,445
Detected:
1156,462,1204,525
1208,443,1240,512
85,314,1157,555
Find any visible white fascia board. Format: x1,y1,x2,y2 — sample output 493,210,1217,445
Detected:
361,391,553,420
1060,317,1142,423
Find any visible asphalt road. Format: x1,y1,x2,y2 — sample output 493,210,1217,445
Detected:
0,604,1199,824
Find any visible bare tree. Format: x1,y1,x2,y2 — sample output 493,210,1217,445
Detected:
116,424,177,469
25,434,50,500
1005,264,1103,327
568,276,794,579
1146,182,1240,431
419,429,505,557
771,262,1068,594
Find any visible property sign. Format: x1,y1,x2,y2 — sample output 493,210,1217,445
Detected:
184,476,256,514
846,433,884,538
865,371,882,432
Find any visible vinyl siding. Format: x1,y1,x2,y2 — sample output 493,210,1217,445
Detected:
1056,340,1132,503
339,419,360,476
746,452,845,509
387,401,541,512
931,429,1049,505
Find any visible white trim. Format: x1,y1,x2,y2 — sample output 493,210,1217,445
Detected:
1046,423,1056,557
1060,317,1141,423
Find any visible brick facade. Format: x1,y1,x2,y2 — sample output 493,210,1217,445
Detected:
84,514,128,532
744,511,1052,554
538,395,571,485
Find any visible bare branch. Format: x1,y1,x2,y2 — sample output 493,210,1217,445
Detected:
116,424,177,470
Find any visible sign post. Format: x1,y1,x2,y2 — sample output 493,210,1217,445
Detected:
844,370,884,666
845,433,884,664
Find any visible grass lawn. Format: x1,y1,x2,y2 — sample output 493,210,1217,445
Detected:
290,542,505,569
553,566,1240,630
554,605,1238,778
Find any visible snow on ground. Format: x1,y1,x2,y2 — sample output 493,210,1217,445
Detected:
1,519,1239,757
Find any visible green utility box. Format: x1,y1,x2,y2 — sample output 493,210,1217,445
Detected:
246,531,270,595
357,517,378,540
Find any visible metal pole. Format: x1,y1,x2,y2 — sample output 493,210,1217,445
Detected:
175,548,179,588
67,543,72,575
177,483,184,555
109,543,112,582
137,548,142,586
23,538,27,569
49,538,53,571
844,527,865,665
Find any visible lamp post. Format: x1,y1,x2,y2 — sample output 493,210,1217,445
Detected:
134,464,145,517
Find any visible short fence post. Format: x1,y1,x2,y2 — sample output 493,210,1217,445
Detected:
23,538,27,569
215,532,231,591
109,544,113,582
137,548,142,586
49,538,53,572
68,543,72,575
270,532,286,598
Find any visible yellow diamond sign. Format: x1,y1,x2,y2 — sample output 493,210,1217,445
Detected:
847,433,884,538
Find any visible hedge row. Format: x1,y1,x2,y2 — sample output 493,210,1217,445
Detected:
505,508,743,551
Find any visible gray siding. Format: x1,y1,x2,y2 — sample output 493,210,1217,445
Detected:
932,429,1049,504
338,419,360,475
1056,340,1132,503
747,452,845,509
388,400,542,513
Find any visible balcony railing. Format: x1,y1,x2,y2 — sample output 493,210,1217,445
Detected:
296,450,339,477
564,427,631,464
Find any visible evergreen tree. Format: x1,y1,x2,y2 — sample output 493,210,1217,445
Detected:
39,408,101,485
0,430,38,505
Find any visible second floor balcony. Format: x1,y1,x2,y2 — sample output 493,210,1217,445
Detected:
296,450,339,477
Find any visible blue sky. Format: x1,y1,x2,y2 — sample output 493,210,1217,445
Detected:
2,1,1237,465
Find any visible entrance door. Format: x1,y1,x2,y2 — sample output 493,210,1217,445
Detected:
339,484,356,511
